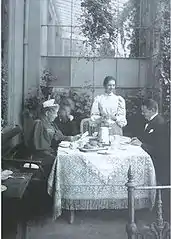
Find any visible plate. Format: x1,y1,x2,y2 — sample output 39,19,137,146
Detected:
59,141,71,148
1,170,13,180
118,146,127,150
79,147,108,152
97,151,113,155
1,185,7,192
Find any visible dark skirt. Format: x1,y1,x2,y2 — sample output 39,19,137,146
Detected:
32,150,56,179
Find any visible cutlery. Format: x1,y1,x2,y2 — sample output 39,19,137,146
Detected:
8,176,25,179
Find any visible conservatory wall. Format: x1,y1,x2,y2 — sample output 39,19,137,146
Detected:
41,56,152,99
40,0,158,100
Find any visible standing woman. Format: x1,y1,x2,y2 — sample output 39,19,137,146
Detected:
90,76,127,135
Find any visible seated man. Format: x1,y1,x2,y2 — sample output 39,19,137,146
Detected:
131,99,170,185
54,105,80,136
31,99,80,178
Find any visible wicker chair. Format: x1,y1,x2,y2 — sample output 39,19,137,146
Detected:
80,118,91,135
80,118,99,135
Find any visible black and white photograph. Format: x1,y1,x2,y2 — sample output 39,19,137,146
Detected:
1,0,170,238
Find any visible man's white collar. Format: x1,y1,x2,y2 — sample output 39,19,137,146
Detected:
59,115,74,122
105,92,114,96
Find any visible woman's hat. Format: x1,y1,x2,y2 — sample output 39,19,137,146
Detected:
42,99,59,108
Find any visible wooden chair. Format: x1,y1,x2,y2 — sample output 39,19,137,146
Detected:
80,118,91,135
2,124,46,182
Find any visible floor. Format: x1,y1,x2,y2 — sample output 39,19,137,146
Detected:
24,209,156,239
2,184,170,239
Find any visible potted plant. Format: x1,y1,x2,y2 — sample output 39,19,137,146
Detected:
40,69,57,100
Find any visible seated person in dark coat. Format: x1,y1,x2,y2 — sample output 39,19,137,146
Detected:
54,105,80,136
31,99,80,178
130,99,170,185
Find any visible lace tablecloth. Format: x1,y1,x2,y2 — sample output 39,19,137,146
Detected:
48,140,156,219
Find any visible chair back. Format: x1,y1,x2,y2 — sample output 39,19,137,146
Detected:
2,125,22,158
80,118,91,135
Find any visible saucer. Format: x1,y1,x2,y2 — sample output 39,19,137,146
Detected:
1,185,7,192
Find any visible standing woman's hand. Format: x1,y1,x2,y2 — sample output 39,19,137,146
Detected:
111,114,117,121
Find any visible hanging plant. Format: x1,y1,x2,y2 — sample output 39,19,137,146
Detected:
80,0,118,55
119,0,141,57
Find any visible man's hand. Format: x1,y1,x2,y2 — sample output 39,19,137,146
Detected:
130,137,142,146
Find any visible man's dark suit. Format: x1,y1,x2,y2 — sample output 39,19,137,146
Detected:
138,114,170,185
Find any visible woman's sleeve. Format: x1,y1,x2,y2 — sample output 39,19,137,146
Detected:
90,96,101,122
33,120,51,151
53,125,71,142
115,96,127,127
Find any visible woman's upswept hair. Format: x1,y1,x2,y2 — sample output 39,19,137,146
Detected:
103,76,116,87
60,97,75,111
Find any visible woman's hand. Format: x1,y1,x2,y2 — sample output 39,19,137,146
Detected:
70,134,81,142
111,114,117,121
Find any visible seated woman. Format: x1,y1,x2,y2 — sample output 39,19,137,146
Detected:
90,76,127,135
60,97,75,113
32,99,79,178
54,105,80,136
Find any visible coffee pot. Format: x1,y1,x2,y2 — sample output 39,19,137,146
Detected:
98,126,110,145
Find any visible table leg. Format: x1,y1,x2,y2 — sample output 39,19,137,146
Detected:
68,210,75,224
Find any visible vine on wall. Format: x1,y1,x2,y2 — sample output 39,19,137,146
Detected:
120,0,170,121
154,0,170,122
80,0,118,55
1,63,8,127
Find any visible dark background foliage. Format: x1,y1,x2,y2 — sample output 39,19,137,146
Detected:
1,63,8,127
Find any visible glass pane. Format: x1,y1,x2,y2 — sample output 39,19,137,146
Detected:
43,26,72,56
117,59,140,87
71,26,93,57
55,0,72,26
71,58,93,86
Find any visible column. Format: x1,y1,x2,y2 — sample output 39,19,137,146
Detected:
7,0,25,125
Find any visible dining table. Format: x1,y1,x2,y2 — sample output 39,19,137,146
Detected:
47,135,156,221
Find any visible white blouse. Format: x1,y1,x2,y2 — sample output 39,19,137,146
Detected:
90,93,127,128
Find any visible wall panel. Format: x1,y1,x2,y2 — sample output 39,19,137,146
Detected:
117,59,140,87
94,59,117,86
71,58,94,87
42,57,149,89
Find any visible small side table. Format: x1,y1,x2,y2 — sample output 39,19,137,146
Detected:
2,172,33,239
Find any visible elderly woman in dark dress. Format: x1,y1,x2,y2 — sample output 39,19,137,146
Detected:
32,99,80,178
